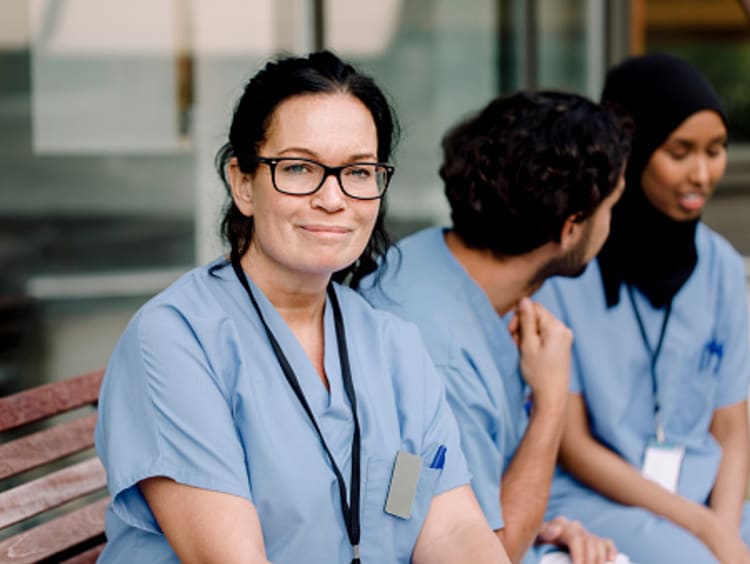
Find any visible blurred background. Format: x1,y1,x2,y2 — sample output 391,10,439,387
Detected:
1,0,749,392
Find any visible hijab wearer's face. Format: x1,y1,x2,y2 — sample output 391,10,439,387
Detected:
640,110,727,222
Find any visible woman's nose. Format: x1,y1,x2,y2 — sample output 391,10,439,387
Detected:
689,155,710,186
312,174,346,211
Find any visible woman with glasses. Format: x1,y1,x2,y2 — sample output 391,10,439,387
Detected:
95,51,508,563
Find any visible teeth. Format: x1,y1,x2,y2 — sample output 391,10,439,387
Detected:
683,193,700,201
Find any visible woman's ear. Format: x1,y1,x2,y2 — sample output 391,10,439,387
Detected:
228,157,254,217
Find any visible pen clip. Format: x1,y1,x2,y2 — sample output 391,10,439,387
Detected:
429,445,447,469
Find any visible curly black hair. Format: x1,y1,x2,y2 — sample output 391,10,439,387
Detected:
214,50,400,287
441,90,632,256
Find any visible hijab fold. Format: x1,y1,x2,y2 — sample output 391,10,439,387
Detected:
597,53,726,308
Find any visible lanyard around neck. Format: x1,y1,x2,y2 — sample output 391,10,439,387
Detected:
231,258,362,563
626,284,672,443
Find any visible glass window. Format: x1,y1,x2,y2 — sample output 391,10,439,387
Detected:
324,0,499,235
0,0,279,391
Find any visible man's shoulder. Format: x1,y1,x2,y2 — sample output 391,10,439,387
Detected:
360,227,461,317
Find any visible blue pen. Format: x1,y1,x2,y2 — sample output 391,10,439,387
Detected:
430,445,447,469
710,341,724,374
700,339,724,374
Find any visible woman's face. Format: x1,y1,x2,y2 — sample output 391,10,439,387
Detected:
231,93,381,286
641,110,727,221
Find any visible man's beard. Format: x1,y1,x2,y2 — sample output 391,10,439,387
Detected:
529,221,594,289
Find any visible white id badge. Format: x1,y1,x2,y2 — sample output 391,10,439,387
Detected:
641,439,685,493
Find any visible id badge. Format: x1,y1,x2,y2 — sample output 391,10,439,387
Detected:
641,439,685,493
384,450,422,519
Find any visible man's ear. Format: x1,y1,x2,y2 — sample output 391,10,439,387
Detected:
228,157,254,217
559,212,584,251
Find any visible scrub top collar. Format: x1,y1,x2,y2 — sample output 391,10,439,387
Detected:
214,256,347,417
431,228,525,442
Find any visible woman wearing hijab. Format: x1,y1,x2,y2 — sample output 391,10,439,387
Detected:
536,53,750,563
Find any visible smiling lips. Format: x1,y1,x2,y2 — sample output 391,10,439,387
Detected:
300,224,352,235
678,192,707,212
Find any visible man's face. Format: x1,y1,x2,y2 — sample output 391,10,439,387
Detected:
535,172,626,281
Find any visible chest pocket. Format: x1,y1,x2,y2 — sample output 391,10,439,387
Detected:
660,338,718,439
362,456,442,562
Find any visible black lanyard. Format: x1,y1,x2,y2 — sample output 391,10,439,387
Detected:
626,285,672,443
231,258,362,563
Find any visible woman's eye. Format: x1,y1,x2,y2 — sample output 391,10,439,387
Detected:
667,149,688,160
707,144,726,158
282,162,312,174
347,166,372,179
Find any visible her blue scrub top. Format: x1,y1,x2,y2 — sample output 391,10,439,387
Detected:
95,258,470,563
536,223,750,510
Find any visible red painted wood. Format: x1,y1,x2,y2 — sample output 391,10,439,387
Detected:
0,458,106,529
0,498,108,564
0,413,97,480
0,370,103,432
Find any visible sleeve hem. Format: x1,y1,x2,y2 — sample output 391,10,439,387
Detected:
715,393,749,410
110,463,253,533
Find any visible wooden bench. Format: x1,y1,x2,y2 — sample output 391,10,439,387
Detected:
0,369,108,563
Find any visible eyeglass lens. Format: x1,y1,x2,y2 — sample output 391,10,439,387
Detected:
274,159,388,198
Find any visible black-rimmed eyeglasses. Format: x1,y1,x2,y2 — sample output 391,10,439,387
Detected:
255,157,394,200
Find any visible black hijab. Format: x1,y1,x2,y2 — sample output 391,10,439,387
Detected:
597,53,727,308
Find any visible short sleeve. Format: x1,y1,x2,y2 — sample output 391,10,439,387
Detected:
416,347,473,497
95,304,251,534
714,256,750,408
436,363,505,531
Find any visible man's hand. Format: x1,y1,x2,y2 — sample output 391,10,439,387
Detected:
508,298,572,412
537,517,617,564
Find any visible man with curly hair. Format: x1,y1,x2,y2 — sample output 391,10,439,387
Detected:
360,91,631,564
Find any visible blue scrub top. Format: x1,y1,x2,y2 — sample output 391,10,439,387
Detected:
360,228,530,539
536,223,750,507
95,258,470,563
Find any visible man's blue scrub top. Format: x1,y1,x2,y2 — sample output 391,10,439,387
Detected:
361,228,539,560
536,223,750,509
95,258,470,563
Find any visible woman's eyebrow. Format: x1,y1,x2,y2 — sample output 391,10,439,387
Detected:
667,135,727,149
276,147,319,158
275,148,379,162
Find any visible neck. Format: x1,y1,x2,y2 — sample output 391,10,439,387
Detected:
239,250,328,328
238,249,331,391
444,230,548,316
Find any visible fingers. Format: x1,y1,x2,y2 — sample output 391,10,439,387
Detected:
604,539,618,562
516,297,538,350
548,518,614,564
537,519,563,543
533,302,573,346
507,313,520,348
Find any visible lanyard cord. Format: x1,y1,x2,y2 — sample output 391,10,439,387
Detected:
626,285,672,441
231,258,362,563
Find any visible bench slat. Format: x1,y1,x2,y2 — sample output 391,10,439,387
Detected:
0,370,103,432
0,414,98,481
0,458,106,530
0,497,108,564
